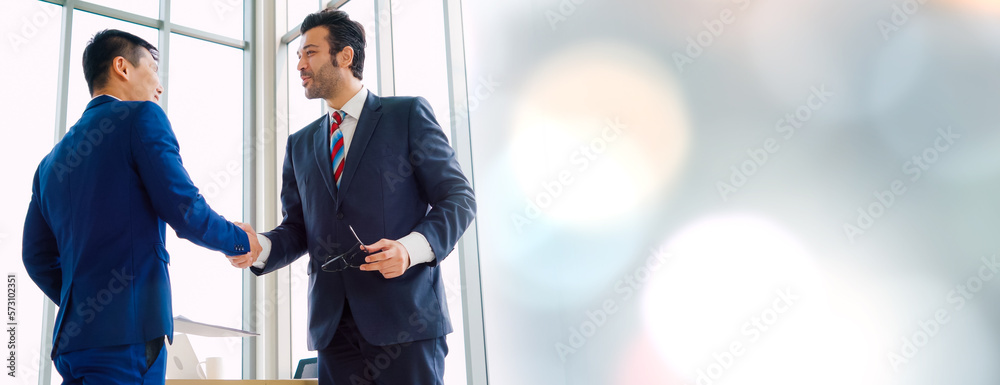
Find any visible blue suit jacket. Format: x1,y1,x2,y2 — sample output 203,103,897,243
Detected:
252,92,476,349
22,96,251,357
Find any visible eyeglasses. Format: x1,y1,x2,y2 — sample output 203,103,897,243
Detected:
321,225,370,272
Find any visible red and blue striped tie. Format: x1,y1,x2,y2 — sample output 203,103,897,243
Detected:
330,110,345,188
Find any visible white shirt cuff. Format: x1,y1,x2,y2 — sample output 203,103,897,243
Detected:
397,232,435,267
251,234,272,269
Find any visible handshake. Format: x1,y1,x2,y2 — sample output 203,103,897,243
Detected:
222,221,414,278
228,222,263,269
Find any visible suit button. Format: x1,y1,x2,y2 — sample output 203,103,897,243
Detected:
337,212,344,220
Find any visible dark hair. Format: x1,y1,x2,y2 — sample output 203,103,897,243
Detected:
301,9,366,80
82,29,159,95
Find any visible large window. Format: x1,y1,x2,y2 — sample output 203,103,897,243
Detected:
390,0,467,382
8,0,254,382
280,2,474,383
164,32,247,380
6,0,485,383
0,2,61,384
283,0,382,373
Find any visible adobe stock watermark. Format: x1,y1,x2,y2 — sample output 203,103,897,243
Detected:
51,103,137,183
213,0,243,21
888,254,999,371
7,3,59,53
377,75,498,195
351,295,450,384
545,0,592,31
200,160,242,201
442,275,464,305
9,344,42,381
451,75,501,123
716,85,833,201
53,267,135,351
843,126,959,243
363,0,403,38
510,117,627,233
877,0,929,41
686,288,799,385
554,245,671,361
173,159,243,225
672,0,752,74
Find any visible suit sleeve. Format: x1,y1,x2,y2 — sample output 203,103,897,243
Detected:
130,102,249,256
22,168,62,303
252,139,308,275
407,97,477,266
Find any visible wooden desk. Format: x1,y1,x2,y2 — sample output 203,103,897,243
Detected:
167,381,317,384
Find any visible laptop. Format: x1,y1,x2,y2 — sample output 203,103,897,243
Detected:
165,333,202,379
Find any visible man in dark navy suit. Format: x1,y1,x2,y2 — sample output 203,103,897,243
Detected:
22,29,261,384
246,9,476,385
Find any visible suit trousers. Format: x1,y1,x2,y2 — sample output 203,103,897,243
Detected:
54,336,166,385
317,302,447,385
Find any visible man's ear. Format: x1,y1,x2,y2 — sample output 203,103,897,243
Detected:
338,46,354,70
110,56,130,81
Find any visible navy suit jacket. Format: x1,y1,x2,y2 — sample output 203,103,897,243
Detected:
252,92,476,349
22,96,251,357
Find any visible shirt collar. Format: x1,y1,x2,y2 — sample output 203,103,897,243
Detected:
93,94,123,102
330,86,367,121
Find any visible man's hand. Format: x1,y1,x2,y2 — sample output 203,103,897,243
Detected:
359,239,411,279
228,222,262,269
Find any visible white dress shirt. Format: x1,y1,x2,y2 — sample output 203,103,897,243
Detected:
252,86,435,269
94,94,122,101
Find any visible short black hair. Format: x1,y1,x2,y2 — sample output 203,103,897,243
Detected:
301,9,366,80
82,29,159,95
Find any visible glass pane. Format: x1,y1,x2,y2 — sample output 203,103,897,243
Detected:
390,0,466,383
338,0,379,95
391,0,452,142
0,1,62,384
171,0,244,41
86,0,159,19
67,10,158,128
287,0,320,30
166,33,245,379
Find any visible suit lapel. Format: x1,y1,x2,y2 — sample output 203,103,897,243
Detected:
337,91,382,209
312,114,338,203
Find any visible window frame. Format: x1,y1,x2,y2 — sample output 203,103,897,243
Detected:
35,0,258,382
33,0,486,382
271,0,487,383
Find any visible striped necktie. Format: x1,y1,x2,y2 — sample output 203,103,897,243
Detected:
330,110,345,188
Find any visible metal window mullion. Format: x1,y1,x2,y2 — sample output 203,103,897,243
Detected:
157,0,171,113
242,0,262,380
442,0,488,384
280,26,300,45
253,0,285,380
273,0,293,377
38,2,77,384
72,0,161,29
171,23,246,50
42,0,247,51
374,0,394,97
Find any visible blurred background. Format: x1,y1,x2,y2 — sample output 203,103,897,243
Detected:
3,0,1000,384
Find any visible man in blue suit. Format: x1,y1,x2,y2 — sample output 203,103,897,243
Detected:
22,29,261,384
247,9,476,385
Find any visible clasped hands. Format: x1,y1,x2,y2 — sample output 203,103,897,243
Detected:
226,222,411,278
228,222,261,269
